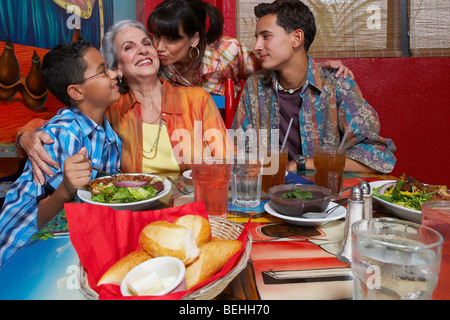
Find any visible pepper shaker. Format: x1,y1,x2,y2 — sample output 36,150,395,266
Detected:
360,181,373,219
337,186,364,264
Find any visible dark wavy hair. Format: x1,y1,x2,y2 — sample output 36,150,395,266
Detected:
42,38,92,106
147,0,224,68
254,0,316,52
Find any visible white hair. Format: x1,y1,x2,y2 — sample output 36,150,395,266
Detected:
100,20,151,69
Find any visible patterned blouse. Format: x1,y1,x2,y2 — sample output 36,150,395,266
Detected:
232,57,397,173
105,79,231,173
160,36,260,95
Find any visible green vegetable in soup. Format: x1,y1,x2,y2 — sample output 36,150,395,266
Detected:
281,188,313,200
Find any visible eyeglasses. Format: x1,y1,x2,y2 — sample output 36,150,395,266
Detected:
73,68,109,84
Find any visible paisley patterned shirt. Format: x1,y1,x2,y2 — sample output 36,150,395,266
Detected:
232,57,397,173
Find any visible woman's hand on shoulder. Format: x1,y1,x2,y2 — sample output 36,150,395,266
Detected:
20,131,60,185
318,60,355,80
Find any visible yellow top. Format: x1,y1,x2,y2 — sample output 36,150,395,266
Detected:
142,122,180,173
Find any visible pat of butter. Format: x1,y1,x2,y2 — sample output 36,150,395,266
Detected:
126,271,177,296
161,275,176,288
126,271,165,296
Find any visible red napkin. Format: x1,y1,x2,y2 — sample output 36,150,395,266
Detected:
64,201,249,300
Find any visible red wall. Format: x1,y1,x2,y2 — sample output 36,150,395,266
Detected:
339,57,450,186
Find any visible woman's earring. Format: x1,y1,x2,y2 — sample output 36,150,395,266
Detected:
117,73,123,84
189,46,200,61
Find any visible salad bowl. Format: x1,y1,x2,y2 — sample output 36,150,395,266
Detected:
369,180,421,223
77,173,172,211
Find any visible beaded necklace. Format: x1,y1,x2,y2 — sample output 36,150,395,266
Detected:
277,82,302,94
143,119,166,160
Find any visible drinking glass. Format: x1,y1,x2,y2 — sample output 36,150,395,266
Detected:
351,218,443,300
421,201,450,300
261,146,288,194
191,157,231,218
231,151,262,208
313,145,346,197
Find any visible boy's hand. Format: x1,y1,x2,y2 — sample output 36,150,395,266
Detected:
61,147,92,197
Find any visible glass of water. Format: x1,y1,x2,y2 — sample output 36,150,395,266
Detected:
231,150,262,208
351,218,443,300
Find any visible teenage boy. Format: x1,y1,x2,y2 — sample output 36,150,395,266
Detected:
233,0,396,173
0,39,122,265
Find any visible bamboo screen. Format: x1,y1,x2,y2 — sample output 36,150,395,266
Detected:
409,0,450,57
236,0,450,58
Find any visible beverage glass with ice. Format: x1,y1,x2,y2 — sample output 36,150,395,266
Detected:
313,145,346,198
351,218,443,300
191,157,231,218
231,151,262,208
261,146,288,194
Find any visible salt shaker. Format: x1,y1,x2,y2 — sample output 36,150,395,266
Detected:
360,181,373,219
337,186,364,264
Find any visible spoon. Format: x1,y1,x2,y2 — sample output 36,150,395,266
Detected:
301,200,348,219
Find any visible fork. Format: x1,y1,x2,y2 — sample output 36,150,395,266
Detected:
91,166,122,182
167,176,193,194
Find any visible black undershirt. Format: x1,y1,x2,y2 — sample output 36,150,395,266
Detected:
278,88,302,161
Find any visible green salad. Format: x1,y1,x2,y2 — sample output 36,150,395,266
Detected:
373,180,433,211
91,182,159,204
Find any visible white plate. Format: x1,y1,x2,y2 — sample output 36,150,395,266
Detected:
264,201,346,226
182,170,192,180
369,180,421,223
77,173,172,211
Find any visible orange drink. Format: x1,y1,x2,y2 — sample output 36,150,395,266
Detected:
313,145,346,197
421,201,450,300
191,158,231,218
261,146,288,194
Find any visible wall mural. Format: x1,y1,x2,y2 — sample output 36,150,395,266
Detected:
0,0,115,180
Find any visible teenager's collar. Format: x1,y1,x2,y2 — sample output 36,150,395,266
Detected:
304,56,324,93
271,56,324,94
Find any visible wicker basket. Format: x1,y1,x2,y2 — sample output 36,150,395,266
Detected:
78,216,252,300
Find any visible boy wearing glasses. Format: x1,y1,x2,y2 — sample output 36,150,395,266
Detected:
0,39,122,265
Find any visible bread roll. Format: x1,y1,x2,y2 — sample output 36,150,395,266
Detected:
174,215,211,246
185,239,242,290
97,250,152,286
139,220,200,265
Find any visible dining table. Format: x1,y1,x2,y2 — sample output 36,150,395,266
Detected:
0,170,398,300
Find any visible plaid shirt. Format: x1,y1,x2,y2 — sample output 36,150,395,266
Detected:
0,107,121,265
232,57,397,173
160,36,260,95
